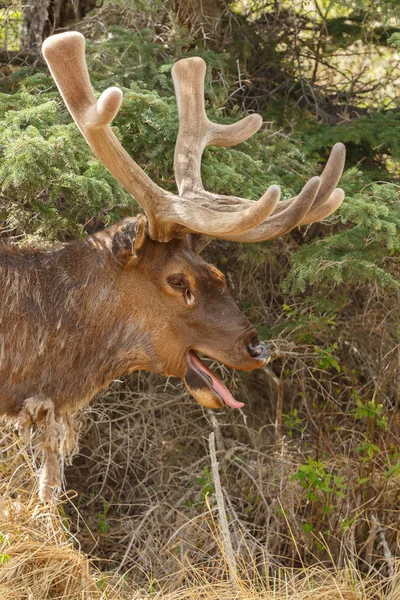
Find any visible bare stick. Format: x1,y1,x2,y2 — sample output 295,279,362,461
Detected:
263,366,284,443
207,409,225,452
371,513,394,580
208,432,237,584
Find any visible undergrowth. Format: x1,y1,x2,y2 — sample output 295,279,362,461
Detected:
0,422,399,599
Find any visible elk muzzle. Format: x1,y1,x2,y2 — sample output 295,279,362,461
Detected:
246,336,268,359
184,336,270,410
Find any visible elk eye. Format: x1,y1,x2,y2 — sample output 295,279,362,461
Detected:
168,274,185,288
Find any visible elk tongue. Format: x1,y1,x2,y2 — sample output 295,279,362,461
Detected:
185,350,244,409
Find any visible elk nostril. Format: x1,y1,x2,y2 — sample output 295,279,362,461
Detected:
246,337,267,359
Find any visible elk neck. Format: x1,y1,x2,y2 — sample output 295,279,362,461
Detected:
0,230,161,417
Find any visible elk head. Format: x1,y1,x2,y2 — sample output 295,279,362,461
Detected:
42,33,345,410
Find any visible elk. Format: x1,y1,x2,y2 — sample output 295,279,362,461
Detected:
0,32,345,502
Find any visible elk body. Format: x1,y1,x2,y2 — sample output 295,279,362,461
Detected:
1,33,346,502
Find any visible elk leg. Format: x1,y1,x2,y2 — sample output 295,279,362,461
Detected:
60,412,78,458
17,396,61,503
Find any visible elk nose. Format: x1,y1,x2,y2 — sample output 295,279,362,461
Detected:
246,337,268,359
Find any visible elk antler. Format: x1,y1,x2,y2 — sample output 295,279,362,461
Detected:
172,57,345,242
42,32,345,244
42,32,279,242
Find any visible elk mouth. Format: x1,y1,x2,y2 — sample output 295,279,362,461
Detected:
184,350,244,409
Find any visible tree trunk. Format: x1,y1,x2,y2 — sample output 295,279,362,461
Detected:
21,0,51,52
21,0,96,53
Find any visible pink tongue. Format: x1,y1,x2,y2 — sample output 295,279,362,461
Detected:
189,351,244,409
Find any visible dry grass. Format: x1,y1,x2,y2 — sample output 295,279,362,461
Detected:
0,429,122,600
0,501,105,599
0,426,399,600
59,366,400,582
143,565,400,600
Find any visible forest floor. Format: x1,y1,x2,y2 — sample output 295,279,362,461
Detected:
0,386,398,600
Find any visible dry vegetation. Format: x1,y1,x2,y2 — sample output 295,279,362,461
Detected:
1,421,399,600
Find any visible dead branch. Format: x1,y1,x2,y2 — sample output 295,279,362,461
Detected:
208,432,237,585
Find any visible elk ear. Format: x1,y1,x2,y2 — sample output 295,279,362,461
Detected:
188,234,211,254
111,215,148,267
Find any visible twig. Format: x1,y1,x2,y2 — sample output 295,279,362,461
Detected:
116,504,159,574
263,366,284,443
208,432,237,585
364,515,378,567
207,410,225,452
371,513,394,579
0,50,44,67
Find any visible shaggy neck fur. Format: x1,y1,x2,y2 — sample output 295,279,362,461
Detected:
0,237,158,418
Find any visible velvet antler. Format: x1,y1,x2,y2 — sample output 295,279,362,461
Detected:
42,32,345,244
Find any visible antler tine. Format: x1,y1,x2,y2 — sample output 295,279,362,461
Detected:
215,176,321,242
300,187,345,225
298,143,345,225
269,143,346,221
172,56,346,243
171,57,280,224
42,32,166,213
213,144,345,242
218,145,345,243
229,142,346,243
172,57,263,196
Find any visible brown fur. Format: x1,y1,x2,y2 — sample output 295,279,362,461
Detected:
1,216,263,500
0,225,151,417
